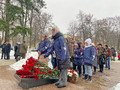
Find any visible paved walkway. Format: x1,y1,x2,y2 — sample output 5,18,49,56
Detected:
0,60,120,90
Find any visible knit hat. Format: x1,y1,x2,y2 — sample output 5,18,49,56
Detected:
105,45,108,48
98,43,102,46
43,32,49,37
85,38,92,46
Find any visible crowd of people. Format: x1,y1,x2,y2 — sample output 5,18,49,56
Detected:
37,26,120,88
0,41,11,60
0,26,120,88
14,41,27,61
0,41,27,61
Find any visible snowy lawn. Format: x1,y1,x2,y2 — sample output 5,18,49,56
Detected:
10,50,53,70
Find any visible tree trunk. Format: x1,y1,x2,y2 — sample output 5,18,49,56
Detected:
23,35,25,42
2,31,5,42
5,0,10,42
29,10,33,48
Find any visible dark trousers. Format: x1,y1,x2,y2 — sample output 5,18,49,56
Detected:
73,63,77,70
78,65,82,76
6,52,10,59
99,65,104,72
94,67,96,72
83,65,85,74
53,58,57,68
1,52,6,59
73,64,82,76
20,53,26,59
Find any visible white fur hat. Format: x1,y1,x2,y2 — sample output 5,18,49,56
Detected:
85,38,92,45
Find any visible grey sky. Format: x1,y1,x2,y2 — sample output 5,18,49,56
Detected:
43,0,120,33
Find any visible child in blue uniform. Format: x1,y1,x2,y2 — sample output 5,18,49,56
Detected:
73,43,83,77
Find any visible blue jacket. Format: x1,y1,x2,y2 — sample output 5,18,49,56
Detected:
37,39,51,54
83,46,95,65
44,32,70,61
111,48,116,57
74,48,83,65
5,44,11,53
0,44,6,52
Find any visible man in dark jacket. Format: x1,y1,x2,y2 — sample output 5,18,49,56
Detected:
5,41,11,60
44,26,70,88
0,42,6,59
14,42,21,61
97,43,105,73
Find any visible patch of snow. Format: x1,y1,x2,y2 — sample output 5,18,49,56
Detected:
10,59,26,70
10,51,38,70
114,83,120,90
110,83,120,90
48,55,53,69
10,51,53,70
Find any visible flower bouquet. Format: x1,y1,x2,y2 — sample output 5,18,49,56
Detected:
15,57,59,89
67,70,79,83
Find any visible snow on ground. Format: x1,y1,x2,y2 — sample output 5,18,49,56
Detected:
10,50,38,70
114,83,120,90
10,50,53,70
0,50,15,60
110,83,120,90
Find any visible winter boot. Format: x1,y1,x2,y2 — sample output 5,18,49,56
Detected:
55,81,60,86
87,76,92,83
93,72,96,75
82,75,88,80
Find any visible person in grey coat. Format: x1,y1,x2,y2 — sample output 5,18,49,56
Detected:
92,43,98,75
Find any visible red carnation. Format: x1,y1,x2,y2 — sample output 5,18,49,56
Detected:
21,75,26,78
73,73,76,76
54,68,57,71
38,64,41,66
80,48,82,50
118,55,120,58
72,75,75,78
34,75,39,80
108,52,110,55
34,68,40,74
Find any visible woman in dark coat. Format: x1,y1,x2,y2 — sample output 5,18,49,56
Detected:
44,26,70,88
92,43,98,75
